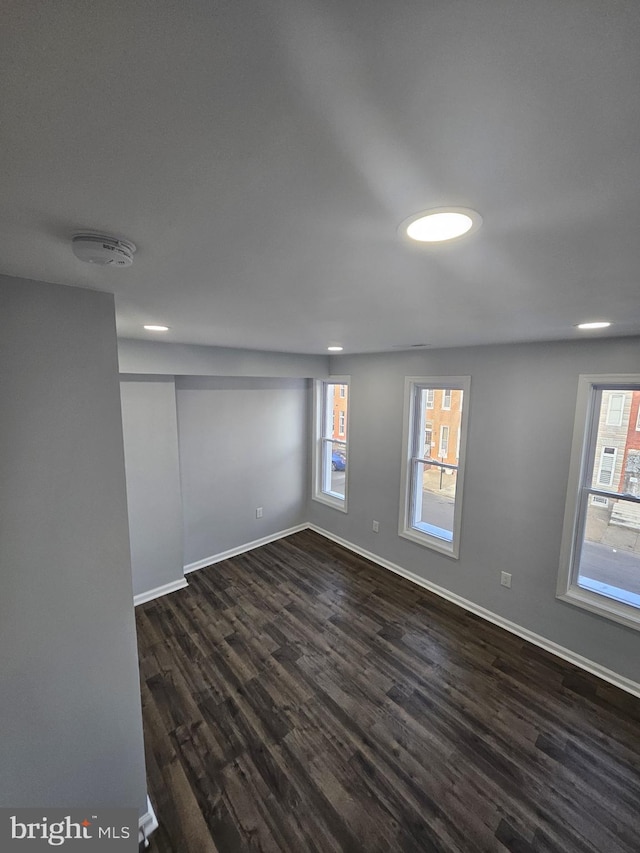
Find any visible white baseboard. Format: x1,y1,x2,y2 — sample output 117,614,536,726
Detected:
183,523,308,574
139,795,158,847
134,577,188,607
307,524,640,700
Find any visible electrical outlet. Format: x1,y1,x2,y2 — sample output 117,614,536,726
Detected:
372,520,379,533
256,507,263,519
500,571,512,588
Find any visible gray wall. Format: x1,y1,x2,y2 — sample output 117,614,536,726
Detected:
119,337,327,378
116,333,640,687
177,376,310,566
0,275,147,813
307,337,640,684
120,377,184,597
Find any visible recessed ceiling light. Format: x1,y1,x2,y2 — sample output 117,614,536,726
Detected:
576,321,611,330
402,207,482,243
327,346,343,352
144,324,169,332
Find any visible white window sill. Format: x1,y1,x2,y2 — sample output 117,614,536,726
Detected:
557,584,640,632
399,525,459,559
313,492,348,513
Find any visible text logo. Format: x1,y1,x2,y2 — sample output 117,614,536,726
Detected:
1,809,137,850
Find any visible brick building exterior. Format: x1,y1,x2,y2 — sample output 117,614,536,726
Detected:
423,388,463,469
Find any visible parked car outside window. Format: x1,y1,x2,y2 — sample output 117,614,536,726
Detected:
332,451,346,471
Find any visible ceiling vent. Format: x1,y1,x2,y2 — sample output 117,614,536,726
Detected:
72,233,136,267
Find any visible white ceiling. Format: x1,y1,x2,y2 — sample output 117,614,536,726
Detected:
2,0,640,354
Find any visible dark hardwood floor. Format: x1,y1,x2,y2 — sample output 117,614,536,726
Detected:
136,530,640,852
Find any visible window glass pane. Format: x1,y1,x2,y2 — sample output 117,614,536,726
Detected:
317,382,348,504
328,439,346,497
559,381,640,627
576,386,640,610
418,388,462,463
324,383,348,441
577,498,640,608
411,386,464,543
590,390,632,492
412,459,457,542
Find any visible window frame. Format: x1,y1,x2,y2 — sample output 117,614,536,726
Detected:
558,374,640,631
312,377,349,512
399,375,471,559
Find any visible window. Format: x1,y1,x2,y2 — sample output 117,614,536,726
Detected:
558,376,640,630
424,422,433,456
596,447,617,487
439,425,450,458
313,379,349,511
399,376,470,558
606,393,625,426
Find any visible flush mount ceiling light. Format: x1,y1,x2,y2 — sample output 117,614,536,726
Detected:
576,321,611,330
401,207,482,243
327,345,344,352
72,233,136,266
144,324,169,332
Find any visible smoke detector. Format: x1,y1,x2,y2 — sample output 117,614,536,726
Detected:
72,233,136,267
